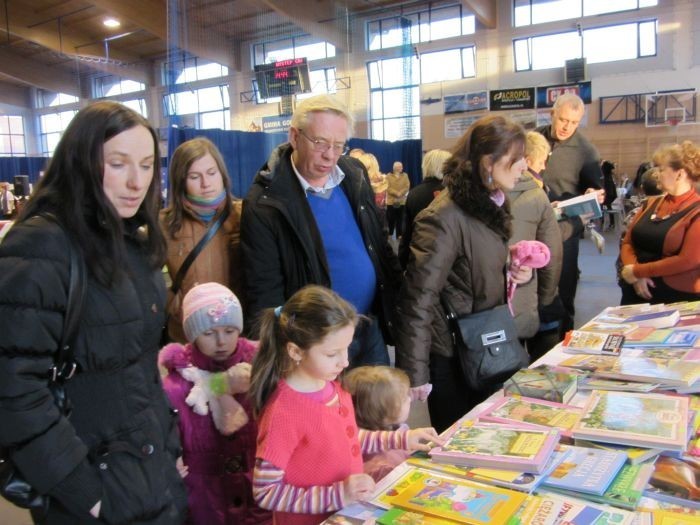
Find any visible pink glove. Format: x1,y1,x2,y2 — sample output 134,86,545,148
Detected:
507,240,551,313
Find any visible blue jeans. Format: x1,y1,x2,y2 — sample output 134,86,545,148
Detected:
348,315,390,368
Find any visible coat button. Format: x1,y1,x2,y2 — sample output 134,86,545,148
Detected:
151,303,158,313
99,462,108,470
339,406,349,417
346,426,354,438
142,444,155,456
351,444,360,457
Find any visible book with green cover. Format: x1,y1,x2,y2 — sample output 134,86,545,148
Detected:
573,438,663,465
477,395,583,437
572,390,689,451
389,470,527,524
377,508,460,524
503,366,578,404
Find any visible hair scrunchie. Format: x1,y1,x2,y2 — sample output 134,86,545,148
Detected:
274,306,282,318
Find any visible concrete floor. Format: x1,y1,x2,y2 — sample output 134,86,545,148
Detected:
0,229,622,523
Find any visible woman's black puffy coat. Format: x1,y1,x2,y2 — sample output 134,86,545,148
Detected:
0,216,187,524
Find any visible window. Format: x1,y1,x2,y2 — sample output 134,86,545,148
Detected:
367,4,475,51
93,75,145,98
514,0,657,27
35,90,79,109
368,57,420,140
420,47,476,84
162,57,228,85
162,85,230,130
39,110,78,155
121,99,148,118
253,67,337,104
253,36,335,67
0,116,26,156
514,20,656,71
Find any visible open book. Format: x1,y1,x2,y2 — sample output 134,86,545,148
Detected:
555,191,602,220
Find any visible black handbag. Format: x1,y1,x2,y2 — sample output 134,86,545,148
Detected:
0,223,86,517
442,297,529,391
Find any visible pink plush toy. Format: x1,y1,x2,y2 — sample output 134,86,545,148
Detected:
507,240,551,312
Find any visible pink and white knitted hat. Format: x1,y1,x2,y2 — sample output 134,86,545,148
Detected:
182,282,243,342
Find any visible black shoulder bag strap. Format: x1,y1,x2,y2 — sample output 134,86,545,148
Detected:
51,232,87,384
170,209,230,295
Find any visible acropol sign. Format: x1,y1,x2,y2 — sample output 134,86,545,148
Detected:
489,88,535,110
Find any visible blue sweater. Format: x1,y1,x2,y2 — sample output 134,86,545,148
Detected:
307,188,376,314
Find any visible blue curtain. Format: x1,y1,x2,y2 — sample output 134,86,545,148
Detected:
168,128,423,197
167,128,287,199
347,138,423,187
0,158,50,186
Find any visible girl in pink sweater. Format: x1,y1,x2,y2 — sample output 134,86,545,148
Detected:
249,285,442,525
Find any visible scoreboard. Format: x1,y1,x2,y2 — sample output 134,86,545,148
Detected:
254,58,311,99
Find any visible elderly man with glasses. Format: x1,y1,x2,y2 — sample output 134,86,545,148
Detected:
241,94,401,367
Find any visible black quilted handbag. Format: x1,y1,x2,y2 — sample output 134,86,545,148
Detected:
0,224,86,517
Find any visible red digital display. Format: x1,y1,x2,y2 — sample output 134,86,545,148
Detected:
254,57,310,99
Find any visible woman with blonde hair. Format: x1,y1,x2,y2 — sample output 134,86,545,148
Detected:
161,137,244,342
619,140,700,304
358,152,388,224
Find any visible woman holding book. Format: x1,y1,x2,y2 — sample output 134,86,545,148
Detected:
394,115,533,432
619,140,700,305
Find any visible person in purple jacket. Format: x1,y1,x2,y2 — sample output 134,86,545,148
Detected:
159,282,271,525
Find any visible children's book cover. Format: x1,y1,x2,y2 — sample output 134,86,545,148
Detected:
579,320,640,335
573,391,689,451
638,495,700,515
651,509,700,524
371,464,429,509
576,461,656,510
408,446,571,494
509,494,563,525
624,329,698,348
573,438,663,466
503,366,578,404
562,330,624,356
541,445,627,496
390,471,527,525
429,420,559,473
593,354,700,387
644,456,700,510
577,377,659,393
323,503,386,524
558,354,619,372
476,395,582,436
377,508,459,525
538,491,636,524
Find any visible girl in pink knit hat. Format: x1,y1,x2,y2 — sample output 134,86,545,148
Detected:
159,282,271,525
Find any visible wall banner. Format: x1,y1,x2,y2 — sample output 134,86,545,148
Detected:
489,88,535,110
536,81,592,108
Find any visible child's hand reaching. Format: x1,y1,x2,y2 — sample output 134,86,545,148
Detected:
342,473,375,504
406,427,445,452
225,362,252,394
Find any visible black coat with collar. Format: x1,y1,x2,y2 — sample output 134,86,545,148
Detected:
241,143,402,342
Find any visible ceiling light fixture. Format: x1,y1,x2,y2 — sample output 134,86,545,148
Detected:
103,18,121,28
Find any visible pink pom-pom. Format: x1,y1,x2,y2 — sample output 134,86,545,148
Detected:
158,343,190,370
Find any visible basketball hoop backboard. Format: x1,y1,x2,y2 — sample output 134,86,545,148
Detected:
645,90,697,128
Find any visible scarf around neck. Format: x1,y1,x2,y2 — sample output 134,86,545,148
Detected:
185,190,226,222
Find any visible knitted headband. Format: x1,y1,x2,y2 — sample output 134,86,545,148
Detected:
182,282,243,342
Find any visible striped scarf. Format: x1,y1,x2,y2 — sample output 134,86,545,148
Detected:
185,190,227,222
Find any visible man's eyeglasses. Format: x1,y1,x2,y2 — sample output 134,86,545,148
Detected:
297,129,349,155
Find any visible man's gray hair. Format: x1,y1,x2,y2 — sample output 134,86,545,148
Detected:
291,94,354,137
553,93,584,114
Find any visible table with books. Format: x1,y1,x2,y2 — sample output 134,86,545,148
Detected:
325,301,700,525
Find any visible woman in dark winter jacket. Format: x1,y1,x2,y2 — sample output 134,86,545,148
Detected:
395,115,533,432
0,101,187,524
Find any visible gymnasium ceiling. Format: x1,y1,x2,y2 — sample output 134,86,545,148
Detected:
0,0,495,101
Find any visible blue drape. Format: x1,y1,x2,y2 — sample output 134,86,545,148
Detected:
0,158,50,186
347,138,423,187
167,128,287,199
168,129,423,197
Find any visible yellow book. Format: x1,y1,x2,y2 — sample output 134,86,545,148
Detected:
389,470,526,525
653,509,700,524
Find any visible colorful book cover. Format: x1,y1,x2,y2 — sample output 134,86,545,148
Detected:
503,366,578,404
644,456,700,510
371,464,429,509
638,495,700,514
563,330,625,356
509,494,563,525
557,191,603,220
377,508,459,524
593,354,700,387
390,471,527,524
624,329,698,348
594,303,661,323
558,353,620,372
624,326,658,342
570,461,656,510
541,445,627,496
408,446,571,494
573,391,689,451
574,438,663,465
429,420,560,473
579,320,640,335
539,491,636,524
677,314,700,328
577,376,660,393
624,309,680,328
477,395,582,436
651,509,700,524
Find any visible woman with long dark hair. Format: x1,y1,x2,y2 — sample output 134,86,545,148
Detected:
395,115,532,432
0,101,186,524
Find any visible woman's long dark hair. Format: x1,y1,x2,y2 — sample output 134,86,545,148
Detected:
162,137,234,238
443,115,525,240
18,101,166,286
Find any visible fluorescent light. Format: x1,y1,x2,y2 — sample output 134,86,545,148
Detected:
103,18,121,28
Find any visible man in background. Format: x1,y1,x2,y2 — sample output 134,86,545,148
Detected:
537,93,604,334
